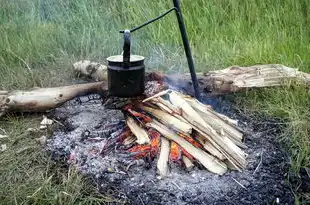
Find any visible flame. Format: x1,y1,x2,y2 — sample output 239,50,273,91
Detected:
169,142,182,162
123,106,152,123
127,129,160,159
122,106,202,163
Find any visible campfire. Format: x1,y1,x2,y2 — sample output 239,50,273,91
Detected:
97,89,247,177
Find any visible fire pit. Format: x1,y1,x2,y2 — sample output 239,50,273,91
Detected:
44,1,292,203
46,82,294,204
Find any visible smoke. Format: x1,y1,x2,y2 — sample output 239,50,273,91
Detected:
145,44,188,74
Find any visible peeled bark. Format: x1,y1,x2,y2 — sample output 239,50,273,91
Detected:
157,64,310,95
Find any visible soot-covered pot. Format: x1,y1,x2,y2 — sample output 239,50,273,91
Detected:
107,30,145,97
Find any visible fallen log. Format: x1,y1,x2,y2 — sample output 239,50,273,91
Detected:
1,63,310,117
73,60,107,81
0,82,107,117
157,64,310,95
73,61,310,94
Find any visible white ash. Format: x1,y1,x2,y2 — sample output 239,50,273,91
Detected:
46,95,294,204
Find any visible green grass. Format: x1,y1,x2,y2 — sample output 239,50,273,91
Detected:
0,116,119,204
0,0,310,204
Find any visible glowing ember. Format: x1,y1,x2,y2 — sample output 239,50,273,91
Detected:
169,142,182,162
127,129,161,159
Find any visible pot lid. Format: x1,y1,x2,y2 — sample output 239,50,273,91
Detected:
107,55,144,63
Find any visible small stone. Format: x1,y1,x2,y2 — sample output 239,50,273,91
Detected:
0,134,8,139
26,128,37,133
40,115,53,130
39,125,47,130
0,144,7,151
36,136,47,146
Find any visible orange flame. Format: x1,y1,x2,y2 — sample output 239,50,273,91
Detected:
169,142,182,161
123,105,152,123
127,129,160,159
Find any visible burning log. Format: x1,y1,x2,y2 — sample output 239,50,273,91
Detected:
74,61,310,95
117,89,247,175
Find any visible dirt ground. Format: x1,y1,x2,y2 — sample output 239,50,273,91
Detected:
46,94,294,205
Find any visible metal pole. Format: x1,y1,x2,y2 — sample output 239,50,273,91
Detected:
173,0,200,100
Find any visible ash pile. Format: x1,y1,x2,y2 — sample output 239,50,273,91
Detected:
46,85,294,204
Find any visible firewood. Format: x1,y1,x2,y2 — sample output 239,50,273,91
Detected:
155,97,181,115
168,91,211,131
147,120,227,175
142,89,171,103
73,60,107,81
182,156,194,170
140,105,192,135
151,101,174,114
157,137,170,177
123,135,136,146
126,116,150,145
196,134,226,160
192,107,245,147
183,95,239,127
168,91,247,169
0,82,107,117
184,98,246,149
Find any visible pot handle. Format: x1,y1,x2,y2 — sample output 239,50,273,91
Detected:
123,29,131,68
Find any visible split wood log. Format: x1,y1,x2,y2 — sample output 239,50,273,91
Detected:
126,116,150,145
147,120,227,175
166,91,247,170
140,105,192,135
0,82,107,117
196,134,226,161
157,137,170,177
182,156,194,170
